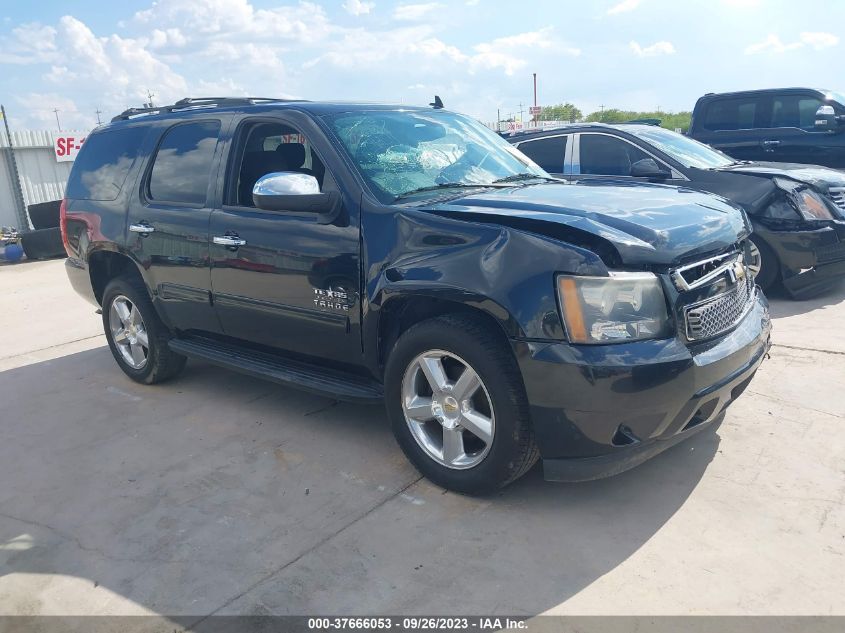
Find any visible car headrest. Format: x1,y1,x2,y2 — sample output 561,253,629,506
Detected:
275,143,306,169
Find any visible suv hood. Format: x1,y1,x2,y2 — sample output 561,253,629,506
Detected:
718,161,845,193
424,180,749,267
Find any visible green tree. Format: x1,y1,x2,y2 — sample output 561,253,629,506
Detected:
586,109,693,132
540,103,583,122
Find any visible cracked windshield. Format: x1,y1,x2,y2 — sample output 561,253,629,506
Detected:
327,110,547,202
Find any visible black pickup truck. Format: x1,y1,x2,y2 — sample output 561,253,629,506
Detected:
61,98,771,493
689,88,845,169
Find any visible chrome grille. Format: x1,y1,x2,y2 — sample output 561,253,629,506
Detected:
828,186,845,212
684,275,754,341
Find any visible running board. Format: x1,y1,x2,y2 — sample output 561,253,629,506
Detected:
168,336,383,404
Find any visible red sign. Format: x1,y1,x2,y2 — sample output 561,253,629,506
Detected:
54,135,86,162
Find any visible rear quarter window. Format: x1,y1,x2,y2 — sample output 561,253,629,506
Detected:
65,126,149,201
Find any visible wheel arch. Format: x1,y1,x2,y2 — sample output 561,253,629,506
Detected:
88,248,148,306
372,290,518,377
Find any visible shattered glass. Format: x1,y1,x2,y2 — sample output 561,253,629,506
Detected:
327,110,545,202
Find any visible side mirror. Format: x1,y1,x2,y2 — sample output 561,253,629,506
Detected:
253,172,341,224
814,104,837,131
630,158,671,180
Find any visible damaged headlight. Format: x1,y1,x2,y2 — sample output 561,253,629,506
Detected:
557,272,671,344
774,178,837,220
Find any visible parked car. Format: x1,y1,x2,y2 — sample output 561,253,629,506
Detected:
688,88,845,169
507,123,845,298
62,97,770,493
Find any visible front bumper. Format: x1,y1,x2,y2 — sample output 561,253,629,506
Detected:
755,221,845,298
512,289,771,482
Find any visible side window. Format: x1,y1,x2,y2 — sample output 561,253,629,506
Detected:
703,98,760,131
517,136,567,173
148,121,221,205
579,134,650,176
771,95,824,130
227,121,328,207
66,127,148,201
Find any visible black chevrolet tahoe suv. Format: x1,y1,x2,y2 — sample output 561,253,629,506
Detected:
689,88,845,169
62,97,771,494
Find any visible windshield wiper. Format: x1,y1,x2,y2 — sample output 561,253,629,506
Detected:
395,182,509,199
492,173,558,184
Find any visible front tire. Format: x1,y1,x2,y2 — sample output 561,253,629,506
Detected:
748,236,779,291
102,276,186,384
384,314,539,494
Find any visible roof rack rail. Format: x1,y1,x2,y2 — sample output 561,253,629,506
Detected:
111,96,297,122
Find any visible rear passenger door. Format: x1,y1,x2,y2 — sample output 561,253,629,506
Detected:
127,118,227,334
694,95,772,161
208,114,362,365
514,134,570,175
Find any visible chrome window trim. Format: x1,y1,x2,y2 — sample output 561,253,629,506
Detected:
573,131,688,181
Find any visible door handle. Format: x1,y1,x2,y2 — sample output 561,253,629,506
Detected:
213,235,247,247
129,222,155,236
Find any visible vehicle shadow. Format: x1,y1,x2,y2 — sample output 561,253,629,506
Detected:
765,278,845,319
0,346,719,620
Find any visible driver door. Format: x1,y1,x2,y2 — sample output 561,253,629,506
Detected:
209,115,362,365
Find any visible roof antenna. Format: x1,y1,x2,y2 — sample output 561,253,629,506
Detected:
429,95,444,109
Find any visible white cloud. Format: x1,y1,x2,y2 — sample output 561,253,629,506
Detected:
800,31,839,50
629,40,675,57
471,27,579,75
343,0,375,16
607,0,641,15
745,32,838,54
393,3,443,21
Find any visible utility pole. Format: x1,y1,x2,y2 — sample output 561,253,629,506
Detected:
95,108,102,125
600,104,605,122
497,108,500,131
517,102,525,123
146,89,156,108
532,73,538,126
1,105,30,230
53,108,61,131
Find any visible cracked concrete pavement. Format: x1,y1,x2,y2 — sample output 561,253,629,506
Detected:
0,259,843,617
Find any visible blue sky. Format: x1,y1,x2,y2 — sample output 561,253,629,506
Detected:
0,0,841,130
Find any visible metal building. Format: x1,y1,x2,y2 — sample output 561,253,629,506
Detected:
0,129,89,229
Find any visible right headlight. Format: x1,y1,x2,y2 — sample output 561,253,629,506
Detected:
557,272,671,344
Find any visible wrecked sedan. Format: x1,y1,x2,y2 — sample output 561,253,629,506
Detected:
63,100,770,494
508,123,845,298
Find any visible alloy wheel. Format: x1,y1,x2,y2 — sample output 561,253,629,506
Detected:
109,295,149,370
401,350,495,469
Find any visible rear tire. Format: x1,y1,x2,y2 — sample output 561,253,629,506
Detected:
102,276,186,384
385,314,539,495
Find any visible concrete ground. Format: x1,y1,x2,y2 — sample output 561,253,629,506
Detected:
0,258,843,617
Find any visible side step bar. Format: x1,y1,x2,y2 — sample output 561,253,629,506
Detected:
168,336,383,404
